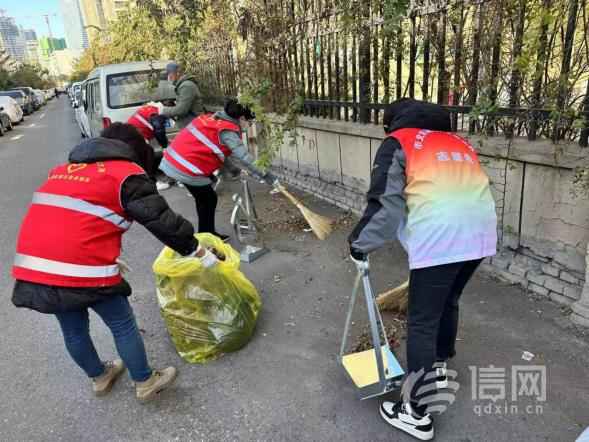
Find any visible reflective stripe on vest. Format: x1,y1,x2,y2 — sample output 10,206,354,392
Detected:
187,123,226,162
32,192,131,230
134,114,153,131
165,146,206,176
14,253,120,278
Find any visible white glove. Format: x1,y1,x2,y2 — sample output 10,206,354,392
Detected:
350,254,369,271
147,101,164,113
116,257,133,275
189,245,219,269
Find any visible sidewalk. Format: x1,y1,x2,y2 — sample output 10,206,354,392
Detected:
152,178,589,441
6,176,588,441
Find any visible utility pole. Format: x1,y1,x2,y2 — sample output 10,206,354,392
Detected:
43,14,53,39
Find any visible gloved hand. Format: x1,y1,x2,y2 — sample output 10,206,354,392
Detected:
147,101,164,113
188,245,219,269
262,171,279,187
116,257,133,275
350,247,369,271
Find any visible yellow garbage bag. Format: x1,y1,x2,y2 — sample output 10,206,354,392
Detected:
152,233,261,363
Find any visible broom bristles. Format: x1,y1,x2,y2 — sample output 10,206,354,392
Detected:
278,186,334,240
376,280,409,312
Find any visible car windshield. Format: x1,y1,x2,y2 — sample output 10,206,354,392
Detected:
107,69,175,109
0,91,23,100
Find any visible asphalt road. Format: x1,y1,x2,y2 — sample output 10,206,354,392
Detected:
1,98,588,441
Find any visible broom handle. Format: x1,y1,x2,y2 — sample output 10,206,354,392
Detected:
277,186,304,209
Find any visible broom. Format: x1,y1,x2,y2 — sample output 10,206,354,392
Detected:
275,184,334,240
376,279,409,313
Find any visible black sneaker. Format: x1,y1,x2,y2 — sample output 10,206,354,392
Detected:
380,401,434,441
433,361,448,389
212,232,231,243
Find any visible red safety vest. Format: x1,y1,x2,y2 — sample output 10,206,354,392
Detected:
163,114,239,177
127,105,159,140
388,128,497,269
12,160,145,287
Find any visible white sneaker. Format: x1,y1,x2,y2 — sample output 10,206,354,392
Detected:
380,401,434,441
433,361,448,389
156,181,171,191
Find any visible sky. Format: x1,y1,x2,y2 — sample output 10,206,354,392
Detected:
0,0,65,40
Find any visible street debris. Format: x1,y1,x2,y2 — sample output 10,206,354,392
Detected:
522,351,535,361
352,313,407,352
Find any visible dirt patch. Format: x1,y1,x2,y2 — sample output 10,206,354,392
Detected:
258,193,356,235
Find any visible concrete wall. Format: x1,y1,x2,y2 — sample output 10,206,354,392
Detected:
253,116,589,307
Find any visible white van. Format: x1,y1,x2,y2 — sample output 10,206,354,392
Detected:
83,60,176,139
74,80,91,138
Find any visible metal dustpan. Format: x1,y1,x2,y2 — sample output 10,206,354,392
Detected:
339,262,404,400
230,171,268,262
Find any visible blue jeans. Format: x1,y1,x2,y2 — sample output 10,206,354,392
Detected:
55,295,152,382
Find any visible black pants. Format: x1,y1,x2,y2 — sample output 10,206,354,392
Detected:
406,258,482,411
186,184,217,234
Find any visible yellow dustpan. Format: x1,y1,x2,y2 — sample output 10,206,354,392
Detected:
339,263,404,400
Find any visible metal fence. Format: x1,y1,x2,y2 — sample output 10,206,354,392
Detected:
197,0,589,146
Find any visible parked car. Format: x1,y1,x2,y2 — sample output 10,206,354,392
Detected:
0,96,24,124
12,87,36,112
32,89,45,108
0,90,29,116
74,81,91,138
83,60,176,138
0,109,12,133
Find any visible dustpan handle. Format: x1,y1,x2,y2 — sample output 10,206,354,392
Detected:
339,271,362,358
374,291,392,352
361,269,387,388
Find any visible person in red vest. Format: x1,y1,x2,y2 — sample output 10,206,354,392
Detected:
12,123,219,402
159,98,278,240
127,104,174,191
349,99,497,440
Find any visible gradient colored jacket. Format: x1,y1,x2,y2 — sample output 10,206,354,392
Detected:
349,105,497,269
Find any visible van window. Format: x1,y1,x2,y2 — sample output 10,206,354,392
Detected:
93,82,101,114
106,69,175,109
87,83,93,113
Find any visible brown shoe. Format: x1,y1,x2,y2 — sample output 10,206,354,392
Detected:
135,367,177,402
92,359,125,396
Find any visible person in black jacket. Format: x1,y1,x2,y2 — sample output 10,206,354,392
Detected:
12,123,219,402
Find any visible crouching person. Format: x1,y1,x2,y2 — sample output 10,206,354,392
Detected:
127,103,173,191
159,98,278,240
12,123,218,401
349,99,497,440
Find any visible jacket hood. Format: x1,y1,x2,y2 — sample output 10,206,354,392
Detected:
214,110,240,126
384,98,451,133
68,137,140,164
175,74,197,86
